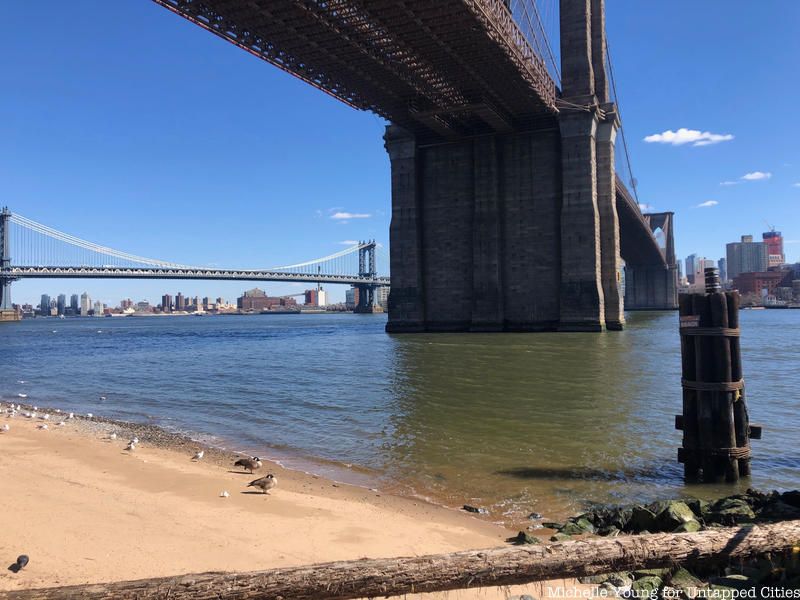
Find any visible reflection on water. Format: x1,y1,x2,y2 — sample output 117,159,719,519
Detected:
0,310,797,525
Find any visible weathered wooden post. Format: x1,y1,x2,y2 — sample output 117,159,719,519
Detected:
676,267,759,482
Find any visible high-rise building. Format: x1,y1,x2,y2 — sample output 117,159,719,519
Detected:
70,294,79,313
161,294,173,312
93,300,104,316
345,286,359,309
304,287,328,307
175,292,185,311
80,292,91,316
726,235,769,280
718,258,727,283
685,254,698,285
56,294,66,316
763,230,785,267
39,294,51,316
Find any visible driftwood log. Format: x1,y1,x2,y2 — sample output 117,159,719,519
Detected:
7,520,800,600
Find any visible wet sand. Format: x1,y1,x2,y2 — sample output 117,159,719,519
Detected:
0,409,586,599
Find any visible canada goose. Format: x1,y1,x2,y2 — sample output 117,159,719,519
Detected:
247,474,276,494
233,456,263,473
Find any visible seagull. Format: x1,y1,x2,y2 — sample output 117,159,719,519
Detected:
42,414,50,420
247,474,277,494
2,424,9,432
234,456,263,473
57,421,66,426
125,441,136,451
99,396,107,401
17,380,26,384
109,433,117,440
67,412,74,419
220,491,230,498
86,413,93,418
17,393,27,399
131,436,139,444
192,450,204,461
38,424,48,430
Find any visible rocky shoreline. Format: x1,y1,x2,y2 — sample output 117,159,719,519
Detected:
509,489,800,596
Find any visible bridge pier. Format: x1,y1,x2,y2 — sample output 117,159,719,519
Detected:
624,264,678,310
0,206,13,312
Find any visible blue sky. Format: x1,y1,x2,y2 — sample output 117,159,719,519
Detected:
2,1,798,306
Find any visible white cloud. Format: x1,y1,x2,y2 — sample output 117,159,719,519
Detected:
719,181,740,186
330,212,371,220
695,200,719,208
338,240,359,245
638,203,654,211
643,128,734,147
741,171,772,181
792,183,800,188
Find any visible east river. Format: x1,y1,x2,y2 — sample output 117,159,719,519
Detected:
1,310,797,525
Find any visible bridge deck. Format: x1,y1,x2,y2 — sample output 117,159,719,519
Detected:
153,0,556,140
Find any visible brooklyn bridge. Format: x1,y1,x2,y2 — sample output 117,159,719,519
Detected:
1,0,678,330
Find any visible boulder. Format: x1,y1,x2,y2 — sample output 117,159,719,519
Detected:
656,501,697,531
780,490,800,508
705,498,755,525
541,521,563,530
631,575,662,595
668,567,703,597
673,519,702,533
549,532,571,542
685,498,709,519
711,574,757,590
628,506,657,533
606,572,634,588
508,531,540,545
633,568,670,579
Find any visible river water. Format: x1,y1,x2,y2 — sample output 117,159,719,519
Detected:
1,310,797,526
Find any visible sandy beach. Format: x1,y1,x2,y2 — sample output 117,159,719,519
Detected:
0,410,583,599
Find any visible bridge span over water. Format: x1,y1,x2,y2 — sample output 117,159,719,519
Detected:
146,0,678,332
0,209,388,314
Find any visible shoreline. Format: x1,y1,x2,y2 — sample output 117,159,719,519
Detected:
2,402,584,598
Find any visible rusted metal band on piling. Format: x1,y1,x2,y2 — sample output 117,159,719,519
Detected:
679,327,740,337
681,378,745,392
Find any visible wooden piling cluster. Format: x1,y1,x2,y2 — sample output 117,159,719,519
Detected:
676,268,759,482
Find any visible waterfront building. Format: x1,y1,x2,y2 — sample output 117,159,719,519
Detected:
304,287,328,307
237,288,297,311
763,230,785,267
120,298,133,310
345,286,359,310
93,300,104,316
70,294,79,313
733,270,791,297
80,292,91,316
56,294,66,316
377,286,390,311
726,235,768,280
39,294,51,316
718,258,727,283
175,293,185,311
161,294,173,312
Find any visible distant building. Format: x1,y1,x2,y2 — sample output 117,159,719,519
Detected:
56,294,66,316
304,287,328,307
120,298,133,310
70,294,79,314
763,230,785,267
161,294,173,312
718,258,727,283
80,292,91,316
93,300,104,316
237,288,296,311
685,254,698,285
377,286,390,310
726,235,769,280
39,294,51,316
175,293,185,311
345,286,359,310
733,270,790,297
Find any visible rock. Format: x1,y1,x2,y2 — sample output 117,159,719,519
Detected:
508,531,540,545
597,525,620,537
668,567,703,597
549,532,571,542
462,505,488,515
559,521,586,536
609,506,633,531
780,490,800,508
632,568,669,579
705,498,755,525
711,574,757,590
541,521,563,530
628,505,657,533
579,574,609,585
606,572,634,588
673,519,702,533
656,501,697,531
758,500,800,520
685,498,710,518
527,512,543,520
630,575,662,595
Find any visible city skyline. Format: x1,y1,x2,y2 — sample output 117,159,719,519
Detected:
3,2,800,306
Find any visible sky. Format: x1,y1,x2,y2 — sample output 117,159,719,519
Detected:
1,1,798,306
